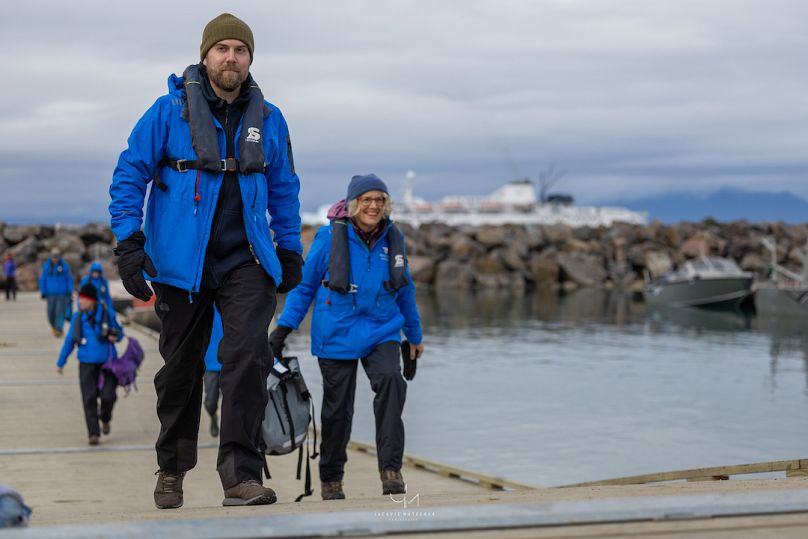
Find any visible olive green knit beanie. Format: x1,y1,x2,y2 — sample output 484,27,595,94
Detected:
200,13,254,62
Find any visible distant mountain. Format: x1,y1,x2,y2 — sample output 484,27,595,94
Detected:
607,188,808,224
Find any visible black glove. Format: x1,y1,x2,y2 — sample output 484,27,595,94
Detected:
276,248,303,294
115,231,157,302
401,340,417,381
269,325,293,360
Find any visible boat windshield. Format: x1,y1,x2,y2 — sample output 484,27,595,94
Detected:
677,256,743,277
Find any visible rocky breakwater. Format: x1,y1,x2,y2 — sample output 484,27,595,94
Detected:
388,219,808,291
0,222,117,291
4,219,806,294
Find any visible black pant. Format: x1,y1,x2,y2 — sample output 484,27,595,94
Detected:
318,341,407,482
5,277,15,300
78,363,117,438
152,264,276,489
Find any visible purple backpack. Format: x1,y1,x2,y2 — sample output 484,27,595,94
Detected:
99,337,145,394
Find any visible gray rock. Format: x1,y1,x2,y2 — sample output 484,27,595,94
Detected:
557,252,607,286
449,235,485,261
523,225,546,250
14,263,40,292
644,250,673,278
44,233,87,258
408,255,436,285
740,253,768,274
475,226,507,249
3,225,41,245
78,223,114,246
434,260,475,289
87,242,116,261
497,245,527,273
541,224,573,245
62,253,84,281
527,250,560,288
8,237,42,264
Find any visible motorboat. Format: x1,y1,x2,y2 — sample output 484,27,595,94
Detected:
644,256,754,309
754,237,808,317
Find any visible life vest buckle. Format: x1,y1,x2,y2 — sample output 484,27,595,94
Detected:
175,159,190,173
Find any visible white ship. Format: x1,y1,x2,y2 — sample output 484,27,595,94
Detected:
302,172,647,228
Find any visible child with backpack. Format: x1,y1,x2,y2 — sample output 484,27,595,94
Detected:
56,282,124,445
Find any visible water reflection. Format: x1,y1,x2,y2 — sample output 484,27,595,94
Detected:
275,287,808,485
755,316,808,392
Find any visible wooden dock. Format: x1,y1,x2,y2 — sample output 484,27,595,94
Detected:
4,292,808,538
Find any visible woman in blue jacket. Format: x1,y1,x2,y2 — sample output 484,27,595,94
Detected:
57,283,124,445
270,174,424,501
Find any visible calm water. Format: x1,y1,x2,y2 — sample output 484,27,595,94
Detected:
280,288,808,487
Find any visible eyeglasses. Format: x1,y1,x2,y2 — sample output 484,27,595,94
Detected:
357,196,387,208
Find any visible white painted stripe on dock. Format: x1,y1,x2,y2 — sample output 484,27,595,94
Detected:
0,443,218,456
0,379,75,386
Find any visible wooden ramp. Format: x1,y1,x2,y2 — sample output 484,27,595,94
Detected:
4,291,808,538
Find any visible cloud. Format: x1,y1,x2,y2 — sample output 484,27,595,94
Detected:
2,0,807,223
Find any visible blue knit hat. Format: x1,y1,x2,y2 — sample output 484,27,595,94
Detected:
346,174,388,202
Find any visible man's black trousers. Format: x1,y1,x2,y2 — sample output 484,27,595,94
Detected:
78,363,117,438
152,264,276,489
318,341,407,482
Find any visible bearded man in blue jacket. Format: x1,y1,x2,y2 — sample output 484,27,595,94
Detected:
109,13,303,509
270,174,424,501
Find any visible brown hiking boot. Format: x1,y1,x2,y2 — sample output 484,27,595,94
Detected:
222,480,277,506
101,422,111,435
88,435,99,446
321,480,346,500
380,469,406,495
154,470,185,509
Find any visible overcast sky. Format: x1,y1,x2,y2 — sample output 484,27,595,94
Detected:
1,0,806,224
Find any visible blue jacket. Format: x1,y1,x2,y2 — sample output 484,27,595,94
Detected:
78,262,113,312
39,259,73,297
3,258,15,278
57,305,124,368
109,73,302,293
204,308,223,373
278,222,423,359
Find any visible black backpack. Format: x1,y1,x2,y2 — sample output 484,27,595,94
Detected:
260,357,318,502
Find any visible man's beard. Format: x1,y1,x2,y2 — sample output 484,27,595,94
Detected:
209,65,246,92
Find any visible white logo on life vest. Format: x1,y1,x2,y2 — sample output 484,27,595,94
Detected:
394,254,405,267
383,247,389,254
246,127,261,143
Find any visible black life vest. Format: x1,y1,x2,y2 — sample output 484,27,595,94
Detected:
154,64,269,191
325,220,408,294
72,303,110,346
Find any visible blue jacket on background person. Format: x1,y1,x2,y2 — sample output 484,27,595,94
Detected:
108,72,303,294
78,262,113,311
39,258,73,297
278,221,422,359
57,304,124,368
204,309,223,373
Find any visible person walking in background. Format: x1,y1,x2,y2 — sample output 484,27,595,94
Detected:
78,262,113,313
270,174,424,501
109,13,303,509
203,309,224,438
39,248,73,337
56,283,124,445
3,253,16,301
